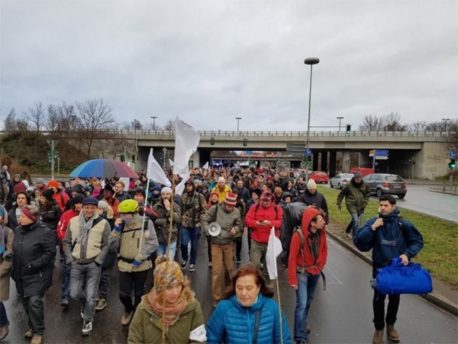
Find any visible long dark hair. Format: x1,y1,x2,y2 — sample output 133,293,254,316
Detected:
223,264,274,299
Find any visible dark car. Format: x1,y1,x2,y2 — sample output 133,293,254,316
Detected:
363,173,407,199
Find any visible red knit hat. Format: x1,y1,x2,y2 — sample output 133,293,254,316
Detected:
224,192,237,206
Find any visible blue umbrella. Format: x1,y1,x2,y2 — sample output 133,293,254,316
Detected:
69,159,138,178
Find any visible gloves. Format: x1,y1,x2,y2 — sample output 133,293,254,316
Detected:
132,259,142,267
113,224,124,233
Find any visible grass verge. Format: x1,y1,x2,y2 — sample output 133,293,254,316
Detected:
318,186,458,286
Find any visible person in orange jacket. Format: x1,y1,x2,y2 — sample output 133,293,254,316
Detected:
288,206,327,344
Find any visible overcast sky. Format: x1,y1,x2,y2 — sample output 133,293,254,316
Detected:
1,0,457,131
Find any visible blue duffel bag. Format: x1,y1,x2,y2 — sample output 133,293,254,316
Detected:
372,257,433,295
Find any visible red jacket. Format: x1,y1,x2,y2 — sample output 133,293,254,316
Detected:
288,207,327,286
53,190,70,213
56,209,78,241
245,203,283,244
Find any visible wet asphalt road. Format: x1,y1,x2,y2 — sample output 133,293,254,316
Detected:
3,235,457,344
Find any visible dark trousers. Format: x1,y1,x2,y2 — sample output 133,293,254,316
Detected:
373,267,400,330
234,236,242,261
98,267,112,299
61,258,71,302
118,270,148,313
22,295,44,335
207,236,212,263
0,302,9,326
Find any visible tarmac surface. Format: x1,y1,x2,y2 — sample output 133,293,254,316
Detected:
3,234,458,344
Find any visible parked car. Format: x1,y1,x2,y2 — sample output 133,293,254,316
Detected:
363,173,407,199
309,171,329,184
350,167,374,177
330,173,354,189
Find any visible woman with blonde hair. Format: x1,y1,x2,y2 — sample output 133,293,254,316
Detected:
128,256,206,344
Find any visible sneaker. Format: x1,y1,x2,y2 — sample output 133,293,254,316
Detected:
81,320,93,336
181,260,187,269
31,334,43,344
95,298,108,311
189,264,196,272
0,325,9,341
121,311,134,326
24,329,33,339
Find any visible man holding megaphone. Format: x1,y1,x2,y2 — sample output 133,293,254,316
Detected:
202,193,241,308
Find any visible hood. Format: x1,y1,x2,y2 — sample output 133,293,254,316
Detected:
301,207,322,237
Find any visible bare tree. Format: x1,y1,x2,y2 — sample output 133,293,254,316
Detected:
76,99,115,156
26,102,45,135
47,103,78,134
4,109,17,134
131,119,142,130
409,121,427,132
383,112,406,131
163,119,175,131
359,114,385,131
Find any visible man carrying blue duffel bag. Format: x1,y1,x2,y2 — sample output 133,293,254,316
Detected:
353,194,424,344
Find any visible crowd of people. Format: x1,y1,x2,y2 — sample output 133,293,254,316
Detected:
0,164,423,344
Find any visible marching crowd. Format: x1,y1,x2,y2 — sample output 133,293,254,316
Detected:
0,165,423,344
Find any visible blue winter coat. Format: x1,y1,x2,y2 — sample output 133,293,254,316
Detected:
206,294,292,344
353,208,423,267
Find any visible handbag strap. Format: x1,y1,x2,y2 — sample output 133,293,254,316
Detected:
252,309,261,344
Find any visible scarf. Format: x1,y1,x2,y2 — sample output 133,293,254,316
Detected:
77,212,98,247
147,287,193,328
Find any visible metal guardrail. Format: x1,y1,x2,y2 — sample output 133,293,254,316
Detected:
0,129,452,138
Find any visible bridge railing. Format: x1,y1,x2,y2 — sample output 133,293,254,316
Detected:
0,129,452,138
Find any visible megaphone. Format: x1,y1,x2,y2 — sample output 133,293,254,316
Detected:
208,222,222,237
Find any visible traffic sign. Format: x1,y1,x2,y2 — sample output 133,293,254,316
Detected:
449,150,457,159
304,148,312,157
369,149,389,159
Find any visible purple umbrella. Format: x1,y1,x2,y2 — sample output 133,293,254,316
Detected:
69,159,138,178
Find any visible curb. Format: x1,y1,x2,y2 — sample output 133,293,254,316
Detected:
327,231,458,316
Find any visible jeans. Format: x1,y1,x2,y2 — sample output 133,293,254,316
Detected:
157,241,177,260
22,295,45,335
70,262,102,322
0,302,8,326
346,210,364,236
61,259,71,302
372,267,400,330
180,226,201,265
211,243,234,303
294,272,320,342
119,270,148,313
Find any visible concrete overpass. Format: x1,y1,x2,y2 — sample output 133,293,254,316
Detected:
127,129,451,179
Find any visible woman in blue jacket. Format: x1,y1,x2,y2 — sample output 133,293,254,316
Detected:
206,264,292,344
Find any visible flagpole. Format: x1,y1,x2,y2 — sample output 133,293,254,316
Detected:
138,177,151,253
165,174,176,259
275,277,284,344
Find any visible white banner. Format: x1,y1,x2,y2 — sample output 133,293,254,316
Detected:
146,149,171,187
266,226,283,280
173,119,200,177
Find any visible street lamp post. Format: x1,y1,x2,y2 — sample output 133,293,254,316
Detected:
442,118,450,133
151,116,158,130
235,116,242,132
304,57,320,180
337,116,344,132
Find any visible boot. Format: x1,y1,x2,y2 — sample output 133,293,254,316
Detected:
0,325,9,341
372,329,384,344
31,334,43,344
386,325,400,342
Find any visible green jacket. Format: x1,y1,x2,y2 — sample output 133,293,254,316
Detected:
202,204,241,245
128,296,206,344
337,180,370,213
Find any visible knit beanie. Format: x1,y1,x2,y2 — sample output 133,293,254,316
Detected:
307,179,317,190
154,257,185,292
161,186,173,195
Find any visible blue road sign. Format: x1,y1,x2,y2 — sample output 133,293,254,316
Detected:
304,148,312,156
449,150,457,159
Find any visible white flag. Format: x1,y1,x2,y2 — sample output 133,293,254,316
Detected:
146,149,171,187
202,161,209,170
168,159,174,167
266,226,283,280
173,119,200,177
175,172,190,196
